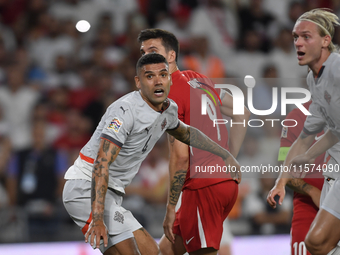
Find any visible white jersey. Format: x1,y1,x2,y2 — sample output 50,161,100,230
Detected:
303,52,340,178
64,91,179,193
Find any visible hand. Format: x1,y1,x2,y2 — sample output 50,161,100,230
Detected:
85,220,108,249
267,183,285,209
163,206,176,244
225,156,242,184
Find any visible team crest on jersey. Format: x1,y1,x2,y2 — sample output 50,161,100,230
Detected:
324,90,331,104
108,118,123,133
161,118,167,131
281,126,288,138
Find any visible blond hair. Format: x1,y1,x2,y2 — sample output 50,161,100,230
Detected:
297,8,340,52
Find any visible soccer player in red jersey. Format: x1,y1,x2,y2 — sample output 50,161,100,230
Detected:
138,29,249,255
267,101,324,255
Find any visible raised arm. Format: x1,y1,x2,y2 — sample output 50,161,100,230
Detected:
85,139,121,249
219,90,250,157
166,121,233,161
267,131,316,209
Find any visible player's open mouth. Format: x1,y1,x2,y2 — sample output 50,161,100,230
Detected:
297,51,305,60
154,89,164,96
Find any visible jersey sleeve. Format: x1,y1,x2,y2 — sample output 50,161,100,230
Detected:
100,102,134,148
167,100,180,130
278,108,305,161
303,101,326,136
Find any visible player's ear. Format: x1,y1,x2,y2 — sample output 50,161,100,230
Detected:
135,76,141,89
168,50,176,63
322,34,331,49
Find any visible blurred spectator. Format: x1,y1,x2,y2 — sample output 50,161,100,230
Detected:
45,54,82,90
250,64,281,118
262,0,294,26
155,4,192,53
0,39,10,83
53,109,91,164
237,0,277,52
243,173,292,235
32,100,63,145
0,20,17,52
181,35,226,78
47,86,70,129
28,14,76,71
188,0,238,62
283,1,305,30
79,27,126,71
25,0,48,31
228,30,267,78
0,65,40,151
68,62,98,110
113,58,138,95
6,119,68,241
83,71,116,133
0,105,10,208
0,0,27,27
270,27,307,80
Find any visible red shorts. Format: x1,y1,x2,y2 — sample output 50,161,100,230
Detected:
173,180,238,253
291,220,314,255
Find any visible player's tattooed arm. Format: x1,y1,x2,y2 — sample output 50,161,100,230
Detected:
169,170,186,206
167,121,231,160
91,139,121,223
286,178,313,195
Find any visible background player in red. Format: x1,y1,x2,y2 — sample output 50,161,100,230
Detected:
138,29,249,255
267,101,324,255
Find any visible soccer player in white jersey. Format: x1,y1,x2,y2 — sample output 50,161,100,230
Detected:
267,9,340,255
62,53,241,255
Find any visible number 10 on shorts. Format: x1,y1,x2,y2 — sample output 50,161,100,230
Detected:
293,241,307,255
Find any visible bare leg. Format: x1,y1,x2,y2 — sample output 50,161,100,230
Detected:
305,209,340,255
104,237,141,255
219,244,232,255
133,228,160,255
159,234,187,255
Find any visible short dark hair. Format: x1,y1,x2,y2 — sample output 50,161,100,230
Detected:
136,53,168,75
138,28,180,62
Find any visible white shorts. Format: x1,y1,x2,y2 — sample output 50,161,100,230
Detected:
320,177,340,220
63,179,142,253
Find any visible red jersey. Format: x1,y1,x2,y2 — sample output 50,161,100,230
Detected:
169,70,232,190
279,101,324,226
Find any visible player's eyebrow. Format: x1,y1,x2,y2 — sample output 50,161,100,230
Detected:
293,30,312,36
144,68,168,75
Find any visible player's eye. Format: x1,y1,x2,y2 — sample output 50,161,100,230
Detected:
147,74,153,79
161,73,167,78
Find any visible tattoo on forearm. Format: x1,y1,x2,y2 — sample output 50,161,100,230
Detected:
287,178,312,195
172,126,229,160
169,170,186,205
109,146,119,165
92,212,103,223
103,140,110,155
